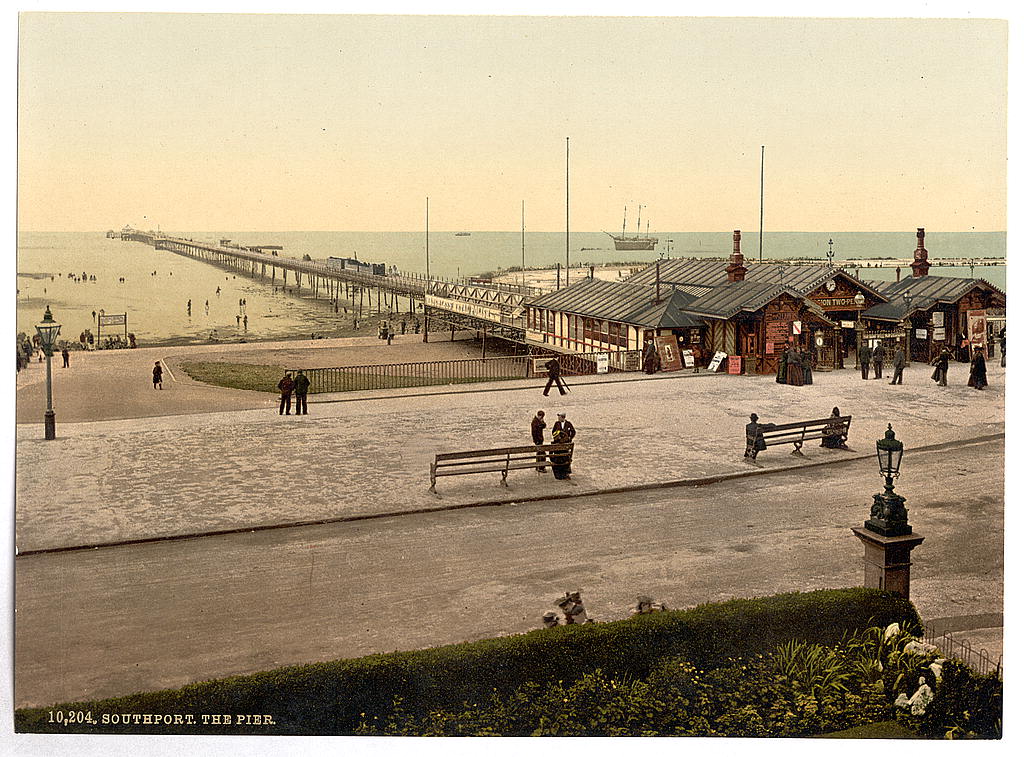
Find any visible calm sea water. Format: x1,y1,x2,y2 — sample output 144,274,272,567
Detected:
16,231,1006,347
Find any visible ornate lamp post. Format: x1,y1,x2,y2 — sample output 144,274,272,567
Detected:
851,424,924,599
854,291,866,360
865,425,910,536
35,306,61,440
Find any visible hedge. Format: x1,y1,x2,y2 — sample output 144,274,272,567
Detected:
15,587,920,735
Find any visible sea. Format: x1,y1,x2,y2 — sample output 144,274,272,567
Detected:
16,231,1007,348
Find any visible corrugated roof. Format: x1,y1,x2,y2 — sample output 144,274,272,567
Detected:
526,278,702,328
683,281,831,321
860,275,1006,322
626,257,887,299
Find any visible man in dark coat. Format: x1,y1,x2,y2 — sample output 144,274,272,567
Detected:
859,343,872,380
61,347,70,368
642,341,661,374
152,361,163,389
542,357,567,396
871,343,885,379
277,372,295,415
744,413,775,463
775,348,788,384
531,410,547,471
931,347,952,387
800,349,813,385
999,327,1006,367
968,346,988,390
552,412,576,441
890,349,907,385
293,370,311,415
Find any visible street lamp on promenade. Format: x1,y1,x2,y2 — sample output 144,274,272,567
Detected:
35,306,61,440
851,424,924,600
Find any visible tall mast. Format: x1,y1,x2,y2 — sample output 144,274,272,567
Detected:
637,205,642,236
565,137,570,279
759,145,765,262
622,205,627,237
521,200,526,289
425,196,430,279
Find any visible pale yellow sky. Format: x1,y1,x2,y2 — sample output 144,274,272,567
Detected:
17,13,1007,232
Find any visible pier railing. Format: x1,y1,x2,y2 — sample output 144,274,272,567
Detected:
293,349,644,393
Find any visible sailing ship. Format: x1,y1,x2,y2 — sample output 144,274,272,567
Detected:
605,205,658,251
454,232,471,237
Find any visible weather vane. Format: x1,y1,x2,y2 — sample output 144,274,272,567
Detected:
826,238,835,264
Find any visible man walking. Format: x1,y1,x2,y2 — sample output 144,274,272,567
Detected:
858,342,872,380
542,357,567,396
277,371,295,415
871,343,885,379
531,410,547,472
293,370,311,415
552,412,576,442
931,347,952,387
890,348,906,385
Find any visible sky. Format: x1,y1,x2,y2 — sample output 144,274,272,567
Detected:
14,12,1011,233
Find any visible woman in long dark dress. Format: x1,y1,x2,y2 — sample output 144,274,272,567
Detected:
550,429,572,480
786,346,805,386
968,346,988,390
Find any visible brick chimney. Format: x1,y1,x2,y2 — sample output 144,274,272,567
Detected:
726,229,748,282
911,227,930,278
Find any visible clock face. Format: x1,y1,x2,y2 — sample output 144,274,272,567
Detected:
825,279,837,292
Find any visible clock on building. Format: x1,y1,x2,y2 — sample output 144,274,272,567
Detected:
825,279,837,292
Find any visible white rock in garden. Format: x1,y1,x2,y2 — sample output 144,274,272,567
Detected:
884,622,901,640
930,659,946,683
904,640,939,656
894,692,911,709
908,676,934,716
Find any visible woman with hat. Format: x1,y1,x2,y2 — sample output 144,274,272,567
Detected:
968,345,988,390
550,428,572,480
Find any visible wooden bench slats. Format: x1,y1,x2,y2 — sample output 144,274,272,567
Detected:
430,443,574,492
751,416,851,457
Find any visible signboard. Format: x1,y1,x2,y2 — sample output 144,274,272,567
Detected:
532,357,552,375
792,321,802,335
707,350,728,372
525,329,546,343
933,327,946,341
655,335,682,371
727,355,742,375
932,311,944,328
98,313,126,327
840,320,855,329
967,309,988,346
681,349,695,368
915,329,928,340
425,294,504,324
595,353,609,374
817,297,858,307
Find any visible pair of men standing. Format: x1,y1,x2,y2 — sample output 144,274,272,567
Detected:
277,370,311,415
859,343,886,380
531,410,575,473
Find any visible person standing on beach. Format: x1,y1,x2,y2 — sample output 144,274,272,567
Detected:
243,314,248,331
152,361,163,389
531,410,547,471
293,370,311,415
277,372,295,415
61,347,69,368
187,300,192,317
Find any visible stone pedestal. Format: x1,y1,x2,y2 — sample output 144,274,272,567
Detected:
851,527,925,600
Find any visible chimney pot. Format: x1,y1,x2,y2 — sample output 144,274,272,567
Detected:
911,227,930,278
726,229,747,282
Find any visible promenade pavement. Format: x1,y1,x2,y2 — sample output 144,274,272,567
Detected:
14,337,1004,554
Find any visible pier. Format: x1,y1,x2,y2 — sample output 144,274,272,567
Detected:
120,229,545,349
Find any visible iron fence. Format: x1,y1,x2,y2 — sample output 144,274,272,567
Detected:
922,623,1002,677
294,349,644,393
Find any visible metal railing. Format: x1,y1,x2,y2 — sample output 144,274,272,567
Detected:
293,349,645,393
922,623,1002,677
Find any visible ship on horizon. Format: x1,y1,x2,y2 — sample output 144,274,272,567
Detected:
605,205,658,251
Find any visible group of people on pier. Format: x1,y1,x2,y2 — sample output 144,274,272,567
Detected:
775,343,815,386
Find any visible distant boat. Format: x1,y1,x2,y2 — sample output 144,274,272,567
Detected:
455,232,471,237
605,205,658,251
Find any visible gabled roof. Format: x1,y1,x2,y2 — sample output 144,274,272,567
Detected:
683,281,831,322
861,275,1006,322
626,257,888,300
526,278,704,328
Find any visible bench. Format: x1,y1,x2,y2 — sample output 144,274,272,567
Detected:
754,415,852,457
429,443,574,493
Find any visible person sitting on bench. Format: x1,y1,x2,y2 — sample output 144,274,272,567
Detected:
820,406,850,449
744,413,775,462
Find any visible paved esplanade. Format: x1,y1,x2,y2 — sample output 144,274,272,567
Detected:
15,340,1003,553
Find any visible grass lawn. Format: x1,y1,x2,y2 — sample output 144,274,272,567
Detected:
178,361,287,393
818,721,922,739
